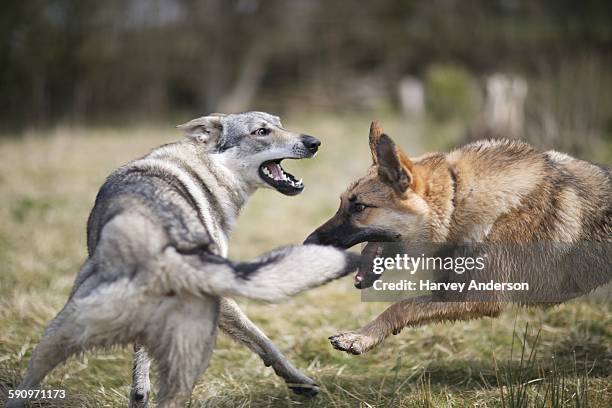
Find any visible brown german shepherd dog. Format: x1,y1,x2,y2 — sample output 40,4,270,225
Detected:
305,121,611,355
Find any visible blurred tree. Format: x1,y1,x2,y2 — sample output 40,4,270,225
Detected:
0,0,610,133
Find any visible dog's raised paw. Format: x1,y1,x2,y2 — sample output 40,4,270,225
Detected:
328,332,372,355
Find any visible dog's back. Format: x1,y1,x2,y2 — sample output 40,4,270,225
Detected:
86,141,235,257
441,140,611,304
447,139,612,244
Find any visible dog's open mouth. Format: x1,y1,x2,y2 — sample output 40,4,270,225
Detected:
355,242,385,289
258,159,304,196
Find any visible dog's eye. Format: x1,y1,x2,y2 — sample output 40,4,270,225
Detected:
252,128,270,136
353,203,366,213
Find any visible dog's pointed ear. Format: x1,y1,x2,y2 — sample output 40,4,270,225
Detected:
176,115,223,144
376,134,419,195
369,120,384,165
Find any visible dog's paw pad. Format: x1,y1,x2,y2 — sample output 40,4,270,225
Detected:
328,332,370,355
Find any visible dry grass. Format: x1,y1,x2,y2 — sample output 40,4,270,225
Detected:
0,114,610,407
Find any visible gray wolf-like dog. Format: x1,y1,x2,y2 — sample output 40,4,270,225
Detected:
306,121,611,356
7,112,359,407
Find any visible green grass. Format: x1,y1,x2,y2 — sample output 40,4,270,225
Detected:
0,115,610,407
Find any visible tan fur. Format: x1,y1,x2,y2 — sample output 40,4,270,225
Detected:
310,122,611,355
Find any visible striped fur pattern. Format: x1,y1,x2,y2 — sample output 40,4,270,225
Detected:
8,112,358,408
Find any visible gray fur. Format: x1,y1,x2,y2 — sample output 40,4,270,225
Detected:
8,112,358,408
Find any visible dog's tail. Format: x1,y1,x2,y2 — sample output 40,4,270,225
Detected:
163,244,360,302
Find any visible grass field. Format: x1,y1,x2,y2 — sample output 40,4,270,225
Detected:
0,114,610,407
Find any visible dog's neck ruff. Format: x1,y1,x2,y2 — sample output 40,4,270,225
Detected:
207,153,255,214
211,153,258,205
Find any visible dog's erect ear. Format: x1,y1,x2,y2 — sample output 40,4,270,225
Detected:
369,120,384,165
176,115,223,144
376,134,418,194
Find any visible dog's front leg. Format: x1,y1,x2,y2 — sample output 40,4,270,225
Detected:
218,298,320,397
329,297,503,355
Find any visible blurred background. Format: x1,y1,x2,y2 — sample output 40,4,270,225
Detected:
1,1,611,406
1,0,612,159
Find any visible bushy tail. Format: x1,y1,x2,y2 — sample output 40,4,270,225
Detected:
164,244,360,302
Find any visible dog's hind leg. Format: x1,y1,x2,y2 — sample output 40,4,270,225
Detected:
129,343,152,408
6,303,81,408
219,298,319,397
149,296,219,408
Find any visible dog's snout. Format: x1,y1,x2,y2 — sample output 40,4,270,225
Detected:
301,135,321,154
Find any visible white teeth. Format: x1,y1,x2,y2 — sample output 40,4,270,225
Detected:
261,162,303,188
287,178,303,188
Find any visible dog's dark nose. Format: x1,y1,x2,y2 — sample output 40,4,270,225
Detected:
302,135,321,154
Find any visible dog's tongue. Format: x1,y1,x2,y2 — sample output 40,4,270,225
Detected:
264,162,283,179
355,242,384,287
